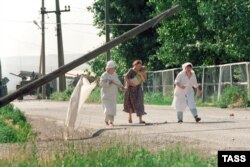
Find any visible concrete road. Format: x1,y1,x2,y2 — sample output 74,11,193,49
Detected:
12,100,250,154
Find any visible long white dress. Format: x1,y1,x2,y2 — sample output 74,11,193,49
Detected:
172,70,198,111
100,72,123,116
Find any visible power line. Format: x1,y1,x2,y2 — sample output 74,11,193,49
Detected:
107,23,141,26
44,0,70,92
0,20,141,26
63,26,99,35
0,20,35,23
46,22,93,25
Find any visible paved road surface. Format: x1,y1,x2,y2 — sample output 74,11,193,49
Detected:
12,100,250,154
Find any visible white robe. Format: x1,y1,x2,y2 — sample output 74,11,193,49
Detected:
100,72,123,116
172,70,198,111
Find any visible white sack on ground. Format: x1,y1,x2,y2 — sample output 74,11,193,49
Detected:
65,76,96,129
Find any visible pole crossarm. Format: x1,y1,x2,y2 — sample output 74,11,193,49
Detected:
0,5,180,107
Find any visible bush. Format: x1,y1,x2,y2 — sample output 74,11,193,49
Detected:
0,125,18,143
218,86,248,108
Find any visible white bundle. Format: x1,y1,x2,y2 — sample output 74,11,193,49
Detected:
65,76,96,129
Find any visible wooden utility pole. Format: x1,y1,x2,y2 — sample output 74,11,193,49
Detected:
105,0,110,61
42,0,70,92
0,5,180,107
41,0,46,98
55,0,68,92
0,59,2,82
0,58,2,93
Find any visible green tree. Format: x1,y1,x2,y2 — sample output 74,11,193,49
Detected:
149,0,250,68
88,0,161,76
198,0,250,62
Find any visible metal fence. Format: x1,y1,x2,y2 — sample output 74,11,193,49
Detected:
142,62,250,103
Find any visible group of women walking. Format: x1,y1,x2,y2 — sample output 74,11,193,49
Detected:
99,59,201,127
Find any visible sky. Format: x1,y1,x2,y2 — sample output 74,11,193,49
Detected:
0,0,105,58
0,0,105,91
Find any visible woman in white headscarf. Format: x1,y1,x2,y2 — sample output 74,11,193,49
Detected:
172,62,201,123
99,60,124,126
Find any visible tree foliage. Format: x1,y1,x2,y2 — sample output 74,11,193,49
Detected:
198,0,250,62
88,0,161,76
149,0,250,67
88,0,250,75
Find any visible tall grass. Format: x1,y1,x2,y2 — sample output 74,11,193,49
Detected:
1,143,216,167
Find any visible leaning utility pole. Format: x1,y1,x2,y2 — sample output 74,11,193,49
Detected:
105,0,110,61
43,0,70,92
0,5,180,107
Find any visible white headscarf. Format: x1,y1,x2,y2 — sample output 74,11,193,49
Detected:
182,62,193,71
106,60,116,69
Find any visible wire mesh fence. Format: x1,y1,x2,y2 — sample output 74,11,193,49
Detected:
143,62,250,103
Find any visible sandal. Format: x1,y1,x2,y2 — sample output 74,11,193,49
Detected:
128,119,132,123
139,121,146,124
109,122,114,127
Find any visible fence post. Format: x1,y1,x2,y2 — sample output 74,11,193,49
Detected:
217,66,222,100
246,63,250,99
201,66,205,102
161,71,164,96
230,65,232,86
172,70,175,91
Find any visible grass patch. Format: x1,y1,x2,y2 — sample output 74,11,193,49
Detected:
196,99,217,107
1,143,216,166
85,87,102,103
0,104,33,143
50,87,74,101
87,87,173,105
143,92,172,105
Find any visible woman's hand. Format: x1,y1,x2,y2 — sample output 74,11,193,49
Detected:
179,85,186,89
125,77,136,87
120,86,126,92
176,83,185,89
128,80,136,87
108,79,113,85
95,79,100,85
196,88,202,96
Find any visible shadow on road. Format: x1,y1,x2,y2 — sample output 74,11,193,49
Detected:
140,126,250,135
67,127,126,141
60,121,248,141
177,120,235,124
116,121,168,127
67,121,168,141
